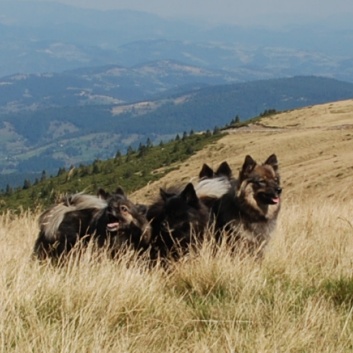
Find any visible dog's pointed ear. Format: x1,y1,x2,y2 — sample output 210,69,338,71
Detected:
115,186,125,196
240,155,257,180
160,188,171,201
160,188,176,201
264,154,278,171
216,161,232,179
136,203,148,216
199,163,214,179
97,188,109,199
181,183,198,207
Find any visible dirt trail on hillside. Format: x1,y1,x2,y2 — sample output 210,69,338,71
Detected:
132,99,353,204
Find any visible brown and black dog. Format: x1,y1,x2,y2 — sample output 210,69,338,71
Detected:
212,154,282,256
33,187,151,261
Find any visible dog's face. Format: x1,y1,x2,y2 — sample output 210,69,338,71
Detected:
158,183,200,236
98,187,149,238
238,154,282,206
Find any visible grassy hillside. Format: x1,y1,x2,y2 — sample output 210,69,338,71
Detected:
132,98,353,204
1,196,353,352
0,131,222,211
2,97,352,209
1,99,353,352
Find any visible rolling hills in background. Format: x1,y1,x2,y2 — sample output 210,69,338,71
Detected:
2,98,352,210
1,1,353,189
0,74,353,189
0,60,241,112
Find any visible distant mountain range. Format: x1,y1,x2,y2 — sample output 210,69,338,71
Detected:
0,73,353,185
1,1,353,81
0,61,241,113
1,1,353,188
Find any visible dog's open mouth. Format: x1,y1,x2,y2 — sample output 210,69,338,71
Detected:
271,196,280,204
258,192,280,205
107,222,120,232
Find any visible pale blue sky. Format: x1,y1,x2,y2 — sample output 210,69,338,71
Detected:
20,0,353,26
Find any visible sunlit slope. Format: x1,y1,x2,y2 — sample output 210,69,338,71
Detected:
132,99,353,203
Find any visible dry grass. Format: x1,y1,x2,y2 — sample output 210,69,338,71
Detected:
1,99,353,352
1,197,353,353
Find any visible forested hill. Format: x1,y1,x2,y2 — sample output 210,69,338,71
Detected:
2,97,353,211
0,76,352,183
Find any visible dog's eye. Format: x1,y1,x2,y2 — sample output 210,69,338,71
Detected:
120,205,129,213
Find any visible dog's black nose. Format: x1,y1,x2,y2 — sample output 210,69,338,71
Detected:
276,187,282,195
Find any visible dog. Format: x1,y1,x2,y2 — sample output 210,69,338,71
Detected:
212,154,282,256
146,182,210,262
33,187,151,261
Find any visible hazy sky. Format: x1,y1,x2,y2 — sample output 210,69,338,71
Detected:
21,0,353,26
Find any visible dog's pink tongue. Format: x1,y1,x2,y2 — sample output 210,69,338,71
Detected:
272,197,280,204
107,222,120,230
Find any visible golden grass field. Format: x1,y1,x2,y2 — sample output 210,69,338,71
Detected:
1,99,353,352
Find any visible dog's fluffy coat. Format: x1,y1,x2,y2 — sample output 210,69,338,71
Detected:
146,183,209,261
32,154,282,263
33,187,151,261
212,154,282,255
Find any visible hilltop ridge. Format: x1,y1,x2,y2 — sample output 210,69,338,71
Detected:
132,99,353,203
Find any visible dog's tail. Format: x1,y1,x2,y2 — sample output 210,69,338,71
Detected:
38,193,107,241
194,176,232,202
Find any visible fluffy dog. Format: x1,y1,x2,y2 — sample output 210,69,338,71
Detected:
33,187,151,261
146,183,209,262
212,154,282,255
